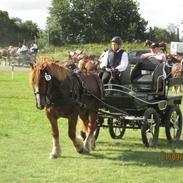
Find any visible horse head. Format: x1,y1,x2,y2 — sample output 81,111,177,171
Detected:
30,58,70,110
159,41,167,53
30,61,52,109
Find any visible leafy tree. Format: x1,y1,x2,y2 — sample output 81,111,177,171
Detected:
0,10,39,47
47,0,148,44
145,26,177,43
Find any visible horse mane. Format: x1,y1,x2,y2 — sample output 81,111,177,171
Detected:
32,57,70,86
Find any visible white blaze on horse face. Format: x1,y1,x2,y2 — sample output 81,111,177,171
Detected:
34,86,41,108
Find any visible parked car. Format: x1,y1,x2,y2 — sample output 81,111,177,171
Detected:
128,50,150,65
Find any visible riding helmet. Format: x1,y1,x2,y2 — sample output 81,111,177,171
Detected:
111,36,122,45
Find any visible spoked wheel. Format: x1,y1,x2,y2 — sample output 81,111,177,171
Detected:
165,105,182,142
141,108,160,147
80,117,102,141
108,118,126,139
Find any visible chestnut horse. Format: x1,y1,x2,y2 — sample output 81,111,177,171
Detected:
171,61,183,93
78,55,100,72
68,49,101,72
30,58,103,159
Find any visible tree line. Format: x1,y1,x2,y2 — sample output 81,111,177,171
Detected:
0,0,178,47
46,0,178,45
0,10,39,47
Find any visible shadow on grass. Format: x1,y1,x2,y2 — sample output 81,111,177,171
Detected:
97,138,183,150
77,139,183,167
61,149,183,167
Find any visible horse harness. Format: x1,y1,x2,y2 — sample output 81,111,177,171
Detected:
39,70,102,110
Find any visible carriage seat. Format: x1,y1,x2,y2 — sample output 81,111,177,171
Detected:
119,64,131,85
131,62,165,92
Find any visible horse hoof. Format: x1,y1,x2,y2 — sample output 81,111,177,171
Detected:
78,147,89,154
49,154,60,159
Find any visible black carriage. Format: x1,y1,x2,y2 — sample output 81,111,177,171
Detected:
93,61,183,147
11,51,36,67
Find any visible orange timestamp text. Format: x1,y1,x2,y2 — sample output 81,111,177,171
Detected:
161,153,182,161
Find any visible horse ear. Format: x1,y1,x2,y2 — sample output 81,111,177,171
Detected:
30,63,34,70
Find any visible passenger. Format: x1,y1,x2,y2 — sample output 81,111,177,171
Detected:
99,36,129,84
141,43,166,71
140,42,171,77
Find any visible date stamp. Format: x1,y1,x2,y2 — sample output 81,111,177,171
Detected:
161,153,182,161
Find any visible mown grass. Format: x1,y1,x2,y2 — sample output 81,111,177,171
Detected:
0,67,183,183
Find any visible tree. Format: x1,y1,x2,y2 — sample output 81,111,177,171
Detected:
145,26,177,43
47,0,148,44
0,10,39,47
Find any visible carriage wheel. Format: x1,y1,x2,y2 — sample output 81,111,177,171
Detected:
141,108,160,147
108,118,126,139
165,105,182,142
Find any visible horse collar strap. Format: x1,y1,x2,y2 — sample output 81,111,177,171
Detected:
45,72,52,81
71,73,89,95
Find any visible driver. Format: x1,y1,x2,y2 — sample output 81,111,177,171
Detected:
99,36,129,84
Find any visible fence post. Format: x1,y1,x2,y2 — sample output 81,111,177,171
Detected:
11,63,15,80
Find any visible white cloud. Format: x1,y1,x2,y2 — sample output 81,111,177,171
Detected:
1,0,183,30
0,0,51,29
137,0,183,28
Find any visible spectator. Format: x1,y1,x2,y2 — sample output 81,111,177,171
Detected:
30,41,38,54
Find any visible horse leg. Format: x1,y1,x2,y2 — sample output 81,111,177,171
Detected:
79,118,87,140
47,114,61,159
177,85,182,93
68,114,85,153
82,112,97,152
172,86,177,93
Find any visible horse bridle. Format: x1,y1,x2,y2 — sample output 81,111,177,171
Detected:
34,71,53,105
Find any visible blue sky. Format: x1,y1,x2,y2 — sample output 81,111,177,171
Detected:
1,0,183,30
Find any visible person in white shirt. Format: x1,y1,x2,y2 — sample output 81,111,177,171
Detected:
16,43,28,55
99,36,129,84
140,42,166,70
30,41,38,54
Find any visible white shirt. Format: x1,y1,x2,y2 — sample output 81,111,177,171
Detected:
32,43,38,49
141,52,166,62
20,45,28,52
100,50,129,72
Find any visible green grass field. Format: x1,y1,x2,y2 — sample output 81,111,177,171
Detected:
0,67,183,183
